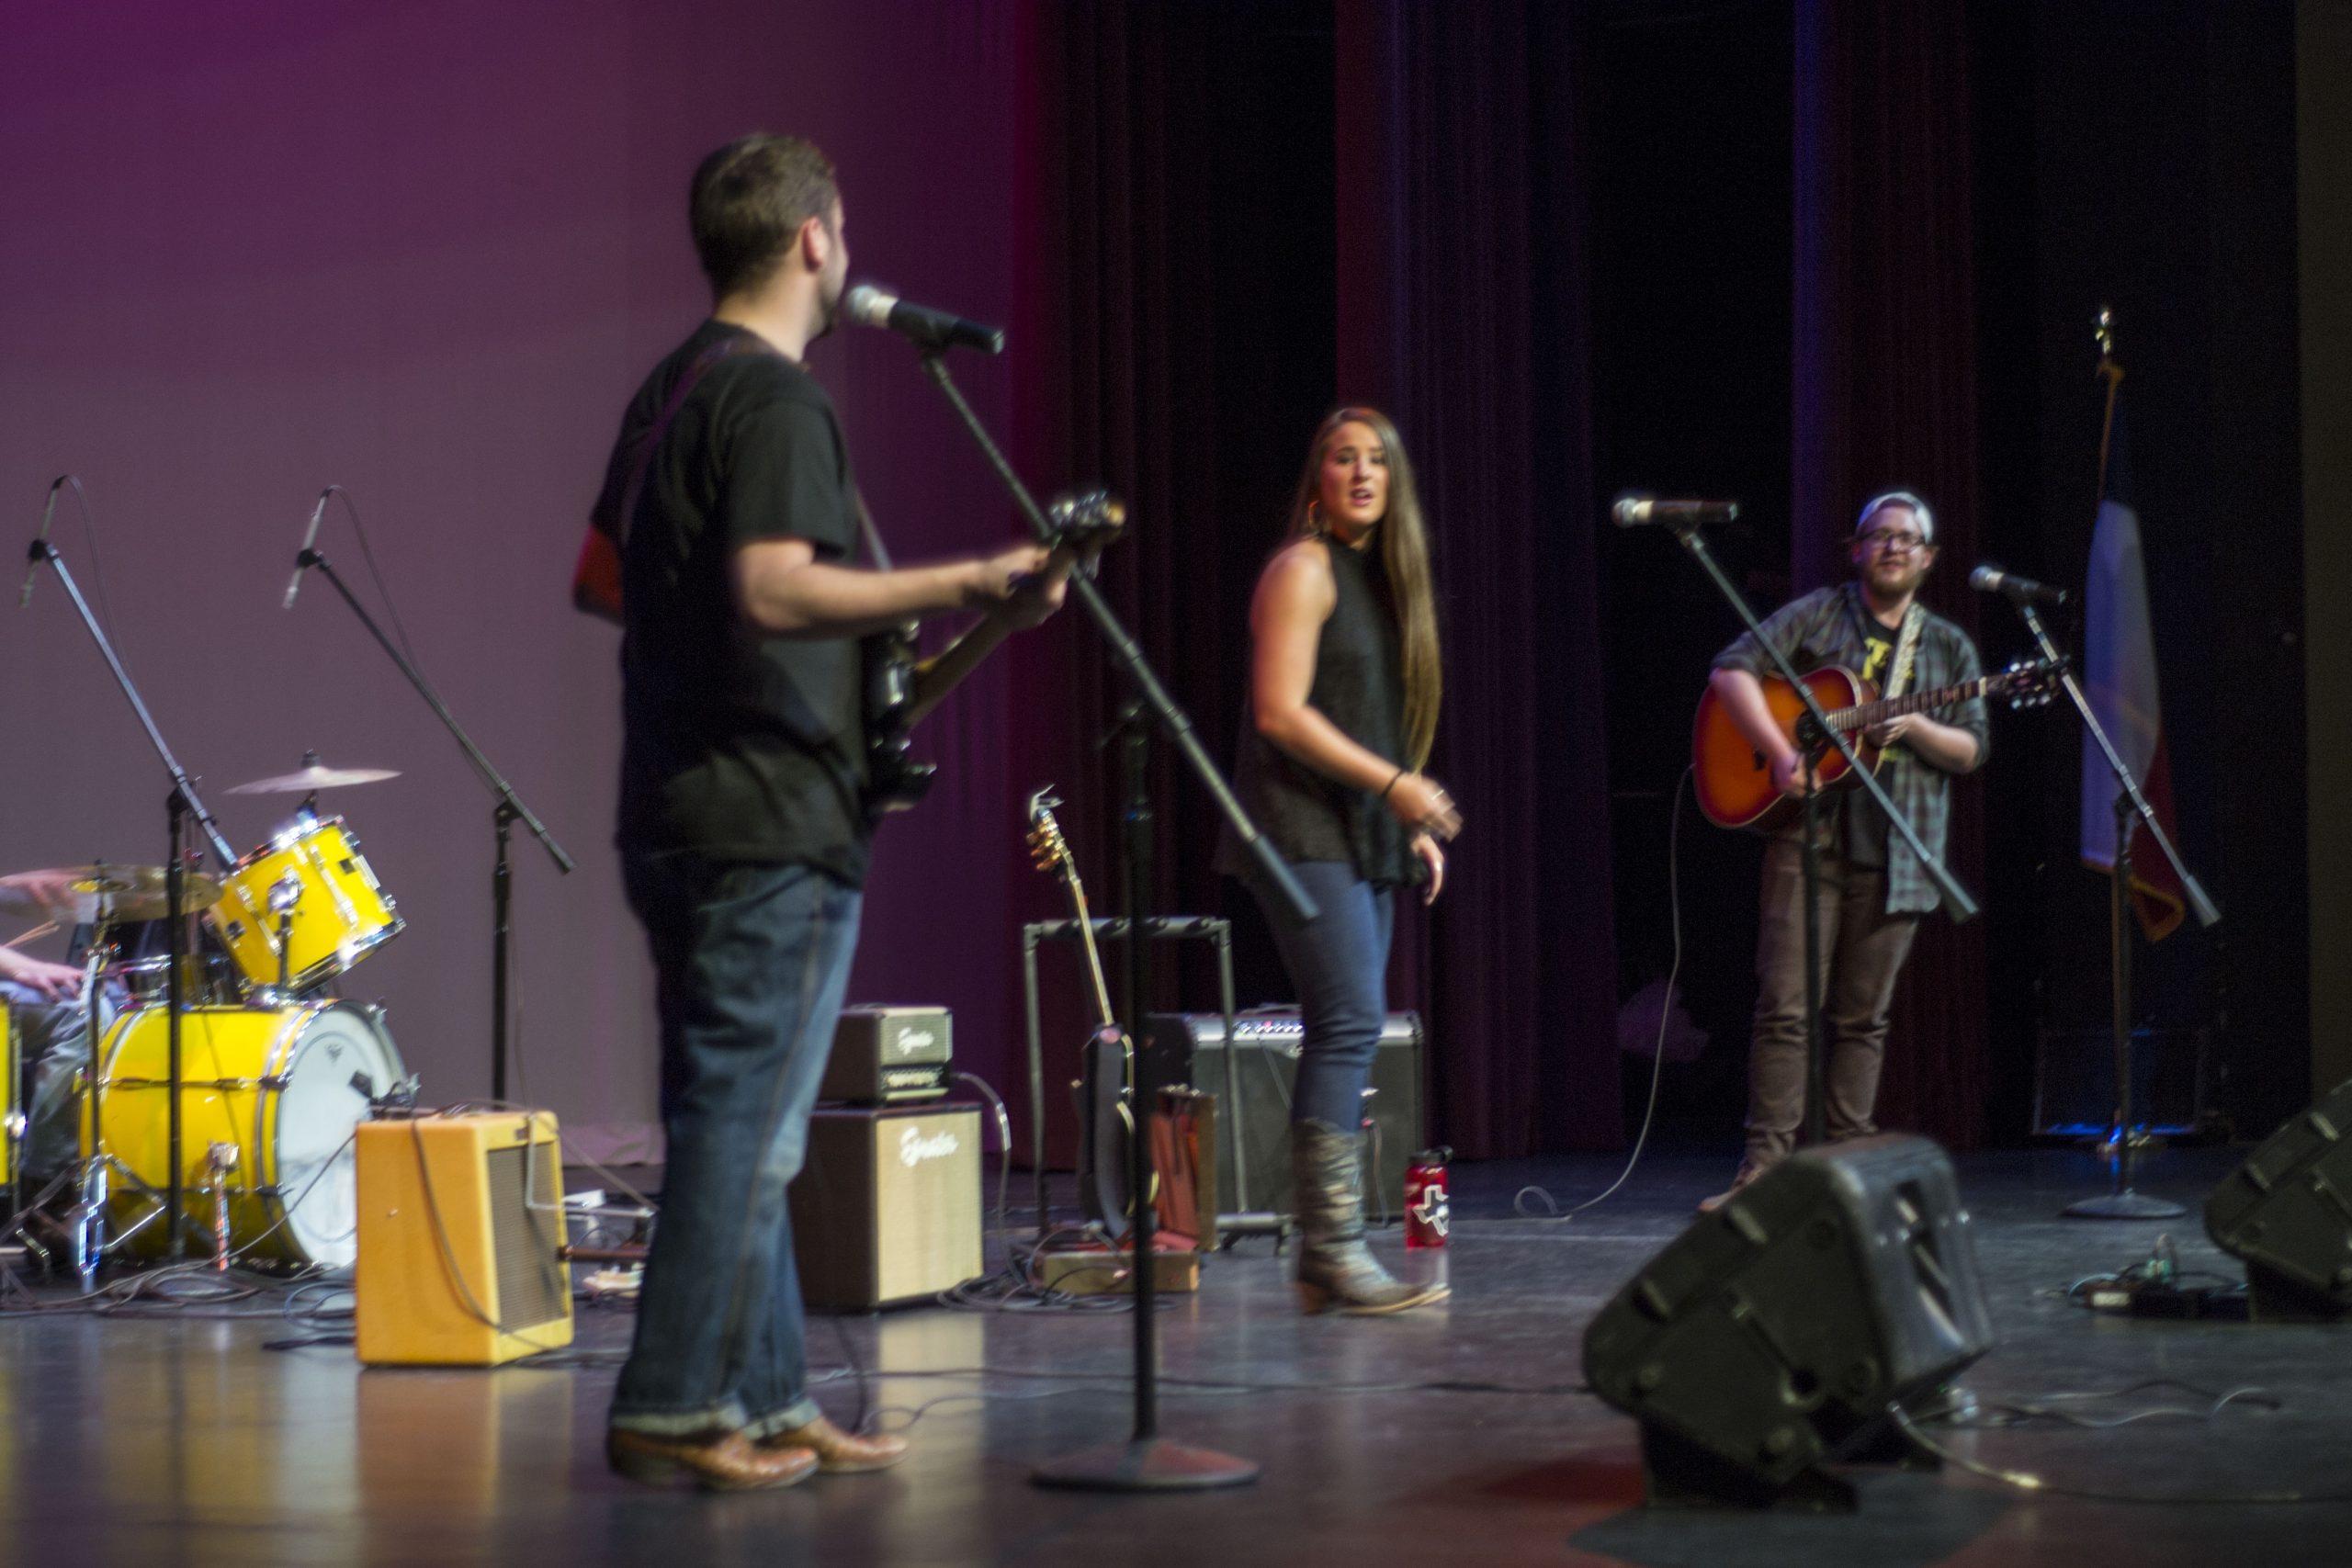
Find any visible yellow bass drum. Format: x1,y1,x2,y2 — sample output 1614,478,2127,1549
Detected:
84,1000,405,1268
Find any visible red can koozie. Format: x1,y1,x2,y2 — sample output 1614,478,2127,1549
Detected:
1404,1145,1451,1249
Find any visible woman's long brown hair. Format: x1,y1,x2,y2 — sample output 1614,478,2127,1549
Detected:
1285,406,1442,770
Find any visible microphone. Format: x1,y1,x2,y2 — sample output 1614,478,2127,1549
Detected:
1969,564,2070,608
842,284,1004,355
284,489,330,610
1613,495,1739,528
19,479,62,610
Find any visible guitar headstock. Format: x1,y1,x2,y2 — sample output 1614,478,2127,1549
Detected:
1046,488,1127,552
1026,786,1078,884
1998,654,2066,710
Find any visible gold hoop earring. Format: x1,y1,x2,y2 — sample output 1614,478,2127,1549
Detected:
1306,499,1326,534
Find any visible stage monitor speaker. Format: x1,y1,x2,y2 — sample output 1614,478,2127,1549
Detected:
791,1102,982,1310
1581,1134,1996,1509
2206,1079,2352,1319
356,1111,573,1366
1135,1009,1422,1222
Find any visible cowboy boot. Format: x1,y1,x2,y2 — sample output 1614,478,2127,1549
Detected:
1290,1119,1448,1315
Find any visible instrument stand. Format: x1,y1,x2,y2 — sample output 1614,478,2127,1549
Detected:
288,550,573,1101
22,527,237,1266
1021,916,1286,1246
908,351,1294,1493
1654,519,1979,1154
2005,602,2221,1220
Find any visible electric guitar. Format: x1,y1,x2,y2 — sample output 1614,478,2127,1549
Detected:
1692,656,2060,831
862,491,1126,820
1027,789,1216,1247
1025,789,1142,1226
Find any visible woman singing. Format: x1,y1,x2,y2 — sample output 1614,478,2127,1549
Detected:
1217,407,1461,1314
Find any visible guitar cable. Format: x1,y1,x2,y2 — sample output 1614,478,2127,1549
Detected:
1510,763,1691,1222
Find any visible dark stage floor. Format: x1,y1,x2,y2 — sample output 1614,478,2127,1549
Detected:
5,1145,2349,1567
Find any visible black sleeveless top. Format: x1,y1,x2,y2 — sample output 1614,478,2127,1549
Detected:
1216,536,1419,890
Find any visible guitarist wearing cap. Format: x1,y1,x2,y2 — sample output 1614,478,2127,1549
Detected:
1700,491,1987,1213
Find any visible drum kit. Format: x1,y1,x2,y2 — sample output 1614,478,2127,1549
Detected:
2,754,415,1283
16,485,569,1290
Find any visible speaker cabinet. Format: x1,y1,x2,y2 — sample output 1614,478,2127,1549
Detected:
356,1111,573,1366
791,1103,982,1310
1135,1010,1423,1220
2207,1079,2352,1319
1582,1134,1996,1508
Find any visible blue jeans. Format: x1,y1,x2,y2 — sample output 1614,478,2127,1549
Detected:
610,853,862,1439
1250,861,1395,1130
0,980,119,1185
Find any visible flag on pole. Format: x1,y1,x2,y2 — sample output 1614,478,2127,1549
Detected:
2079,406,2188,940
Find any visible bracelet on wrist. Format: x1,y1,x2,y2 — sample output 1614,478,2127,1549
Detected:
1380,768,1407,801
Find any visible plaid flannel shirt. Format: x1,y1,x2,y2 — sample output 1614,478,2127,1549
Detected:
1713,582,1988,916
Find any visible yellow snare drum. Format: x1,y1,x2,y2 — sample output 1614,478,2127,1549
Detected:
84,1000,406,1267
206,816,403,991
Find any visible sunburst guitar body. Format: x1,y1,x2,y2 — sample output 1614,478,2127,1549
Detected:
1692,658,2060,833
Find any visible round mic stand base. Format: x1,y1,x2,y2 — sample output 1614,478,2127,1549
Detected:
2063,1190,2186,1221
1032,1437,1262,1494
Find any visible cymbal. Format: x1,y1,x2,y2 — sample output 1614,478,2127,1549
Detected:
228,751,401,795
0,865,224,922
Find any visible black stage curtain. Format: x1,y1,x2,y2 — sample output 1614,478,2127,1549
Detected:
1023,0,1623,1159
1792,0,1990,1150
1333,0,1623,1156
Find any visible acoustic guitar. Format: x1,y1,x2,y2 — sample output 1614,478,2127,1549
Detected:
1692,656,2059,832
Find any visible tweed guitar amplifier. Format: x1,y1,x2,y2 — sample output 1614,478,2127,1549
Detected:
819,1004,952,1105
356,1111,573,1366
790,1101,982,1309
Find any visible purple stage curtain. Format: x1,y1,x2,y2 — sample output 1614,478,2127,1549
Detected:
1792,0,1990,1150
1333,0,1623,1156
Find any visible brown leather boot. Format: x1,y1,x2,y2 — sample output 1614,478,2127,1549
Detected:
759,1413,910,1473
1696,1156,1773,1215
606,1427,820,1491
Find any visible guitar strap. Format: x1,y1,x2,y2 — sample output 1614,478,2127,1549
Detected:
1886,604,1925,701
572,332,766,619
849,486,896,571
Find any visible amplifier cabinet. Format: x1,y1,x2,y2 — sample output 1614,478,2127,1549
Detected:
356,1111,573,1366
791,1102,982,1309
1138,1010,1424,1219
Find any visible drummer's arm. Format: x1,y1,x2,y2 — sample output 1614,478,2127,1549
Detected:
0,945,83,1003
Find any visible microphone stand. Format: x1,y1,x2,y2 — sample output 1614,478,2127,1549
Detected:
908,349,1313,1493
291,547,574,1100
2006,600,2220,1219
1652,517,1979,1146
23,534,235,1264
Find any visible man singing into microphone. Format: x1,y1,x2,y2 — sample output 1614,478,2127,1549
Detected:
593,133,1070,1490
1701,491,1987,1212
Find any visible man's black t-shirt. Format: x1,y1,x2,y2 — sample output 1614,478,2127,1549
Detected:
595,320,870,883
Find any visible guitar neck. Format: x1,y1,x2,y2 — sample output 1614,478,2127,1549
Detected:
1066,877,1118,1030
1821,671,2003,732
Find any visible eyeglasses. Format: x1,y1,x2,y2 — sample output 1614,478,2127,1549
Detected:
1857,530,1929,555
